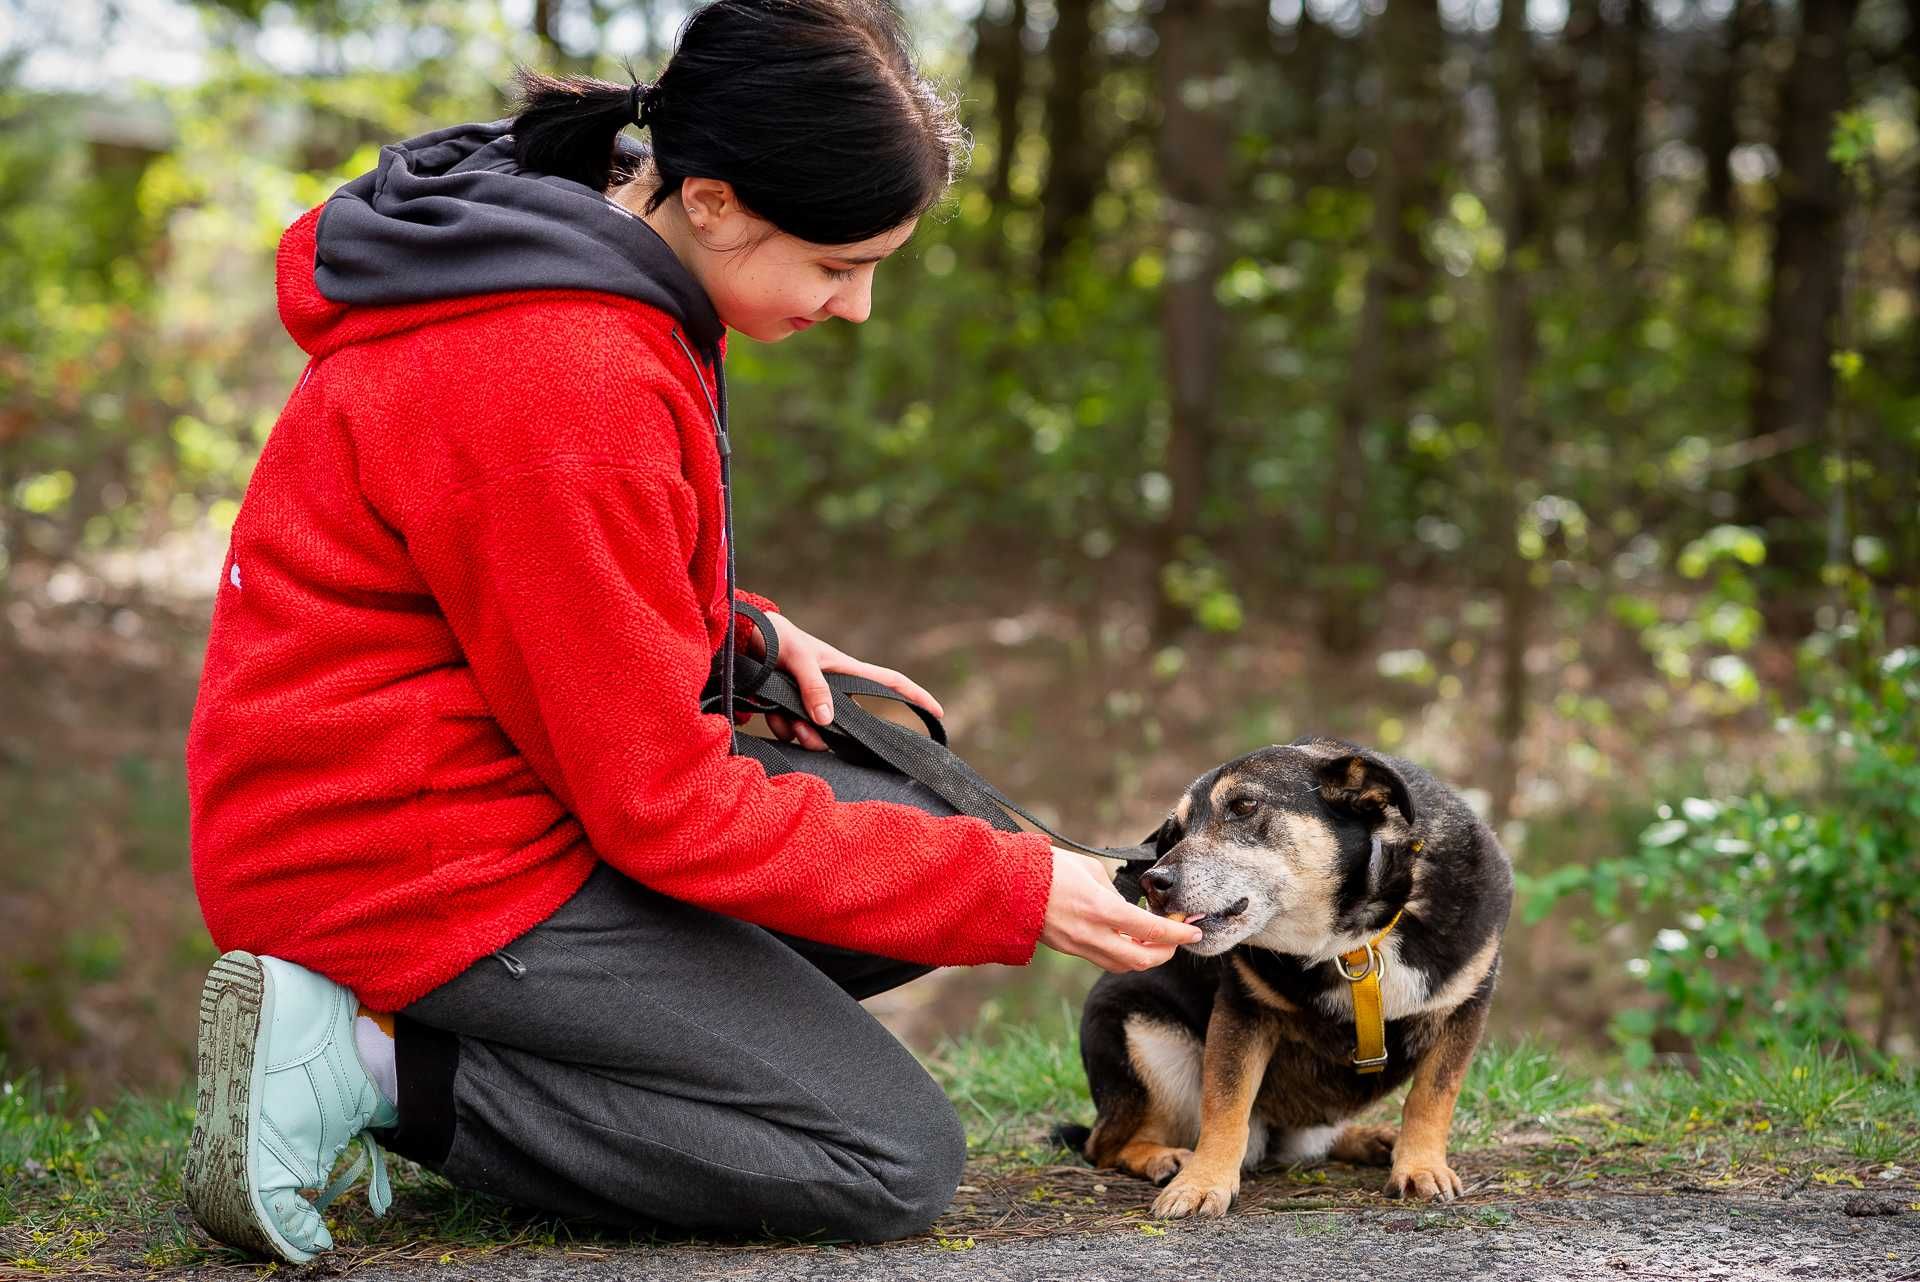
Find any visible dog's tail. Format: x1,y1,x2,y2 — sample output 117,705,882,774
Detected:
1050,1121,1092,1158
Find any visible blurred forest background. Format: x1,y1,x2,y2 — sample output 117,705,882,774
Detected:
2,0,1917,1108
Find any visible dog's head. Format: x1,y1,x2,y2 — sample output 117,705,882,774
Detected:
1133,738,1419,959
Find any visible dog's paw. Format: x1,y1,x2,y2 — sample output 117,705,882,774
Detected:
1330,1123,1398,1167
1121,1145,1193,1186
1385,1158,1463,1202
1151,1171,1236,1219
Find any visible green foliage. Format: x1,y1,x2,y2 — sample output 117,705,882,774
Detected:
926,1001,1090,1152
1525,586,1920,1062
1452,1037,1591,1144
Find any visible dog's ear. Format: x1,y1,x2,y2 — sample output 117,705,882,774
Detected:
1315,751,1416,828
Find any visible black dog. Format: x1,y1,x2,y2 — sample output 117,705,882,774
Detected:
1060,737,1512,1218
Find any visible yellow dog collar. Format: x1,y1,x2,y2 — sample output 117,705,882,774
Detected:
1338,838,1421,1074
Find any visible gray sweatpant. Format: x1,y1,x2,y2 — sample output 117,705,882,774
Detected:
377,733,973,1242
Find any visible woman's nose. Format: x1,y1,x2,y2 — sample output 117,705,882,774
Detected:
828,280,872,325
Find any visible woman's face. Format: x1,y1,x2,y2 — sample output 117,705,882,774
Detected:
704,215,919,343
635,176,917,343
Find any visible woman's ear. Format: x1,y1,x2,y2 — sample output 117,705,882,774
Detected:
681,176,747,244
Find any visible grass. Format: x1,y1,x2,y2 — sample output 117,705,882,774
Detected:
5,1029,1919,1275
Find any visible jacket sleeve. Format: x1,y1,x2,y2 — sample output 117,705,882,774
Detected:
730,588,779,666
404,456,1055,969
736,587,780,615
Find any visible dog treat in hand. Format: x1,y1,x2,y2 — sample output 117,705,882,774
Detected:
1164,912,1189,924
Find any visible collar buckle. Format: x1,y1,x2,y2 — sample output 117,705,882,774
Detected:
1336,942,1379,983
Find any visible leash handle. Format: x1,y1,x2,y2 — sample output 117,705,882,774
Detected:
703,603,1148,865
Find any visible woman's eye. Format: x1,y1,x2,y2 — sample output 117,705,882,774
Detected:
824,265,857,282
1229,798,1258,818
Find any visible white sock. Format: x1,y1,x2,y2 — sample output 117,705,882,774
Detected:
353,1014,399,1108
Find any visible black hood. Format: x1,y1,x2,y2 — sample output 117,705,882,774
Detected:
314,118,725,363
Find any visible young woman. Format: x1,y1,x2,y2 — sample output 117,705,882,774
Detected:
181,0,1199,1262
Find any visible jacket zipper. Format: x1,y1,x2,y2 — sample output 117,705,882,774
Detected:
669,327,739,746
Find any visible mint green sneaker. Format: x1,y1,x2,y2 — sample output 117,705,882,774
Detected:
183,951,398,1263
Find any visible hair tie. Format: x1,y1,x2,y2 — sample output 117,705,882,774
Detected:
628,80,653,128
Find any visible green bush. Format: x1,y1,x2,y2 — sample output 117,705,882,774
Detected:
1524,584,1920,1064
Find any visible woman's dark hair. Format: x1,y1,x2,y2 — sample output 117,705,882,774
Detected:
509,0,968,247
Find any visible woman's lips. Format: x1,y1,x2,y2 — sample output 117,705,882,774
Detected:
790,317,816,330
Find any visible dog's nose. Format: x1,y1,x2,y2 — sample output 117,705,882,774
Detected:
1139,864,1176,911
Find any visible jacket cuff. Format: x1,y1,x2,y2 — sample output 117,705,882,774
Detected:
984,831,1057,966
735,587,780,615
732,589,780,656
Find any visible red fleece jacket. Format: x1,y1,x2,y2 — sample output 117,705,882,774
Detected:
186,205,1055,1010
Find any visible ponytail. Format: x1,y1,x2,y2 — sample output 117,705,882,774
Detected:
508,66,649,197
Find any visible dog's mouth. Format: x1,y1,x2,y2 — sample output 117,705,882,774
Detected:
1168,897,1249,934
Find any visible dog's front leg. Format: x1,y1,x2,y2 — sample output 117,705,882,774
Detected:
1388,995,1489,1202
1151,991,1275,1220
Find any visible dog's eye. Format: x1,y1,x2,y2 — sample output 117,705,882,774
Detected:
1228,797,1259,818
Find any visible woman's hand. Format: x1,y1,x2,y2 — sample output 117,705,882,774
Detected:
1040,847,1203,972
742,611,944,752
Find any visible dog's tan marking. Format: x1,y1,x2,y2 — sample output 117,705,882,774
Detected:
1331,1122,1397,1166
1151,992,1277,1219
1388,999,1488,1202
1173,792,1194,825
1113,1136,1193,1185
1207,772,1246,810
1318,754,1401,816
1238,811,1342,955
1279,809,1341,882
1230,955,1296,1013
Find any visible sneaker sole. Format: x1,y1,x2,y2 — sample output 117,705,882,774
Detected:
183,950,313,1264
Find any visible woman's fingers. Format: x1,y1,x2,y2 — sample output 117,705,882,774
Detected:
1038,849,1202,973
1109,898,1204,947
1073,924,1180,973
1084,871,1199,971
765,711,829,751
829,656,944,720
792,654,837,727
1099,935,1181,973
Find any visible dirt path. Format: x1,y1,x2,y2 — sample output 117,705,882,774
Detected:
323,1191,1916,1282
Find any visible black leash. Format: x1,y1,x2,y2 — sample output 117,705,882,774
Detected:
704,602,1154,866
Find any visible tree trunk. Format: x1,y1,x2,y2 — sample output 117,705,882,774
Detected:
1905,0,1920,345
1038,0,1101,282
1488,0,1544,832
1149,0,1236,643
1697,0,1764,223
1539,0,1601,236
532,0,563,59
1741,0,1861,555
975,0,1030,214
1595,0,1645,252
1319,0,1447,652
1280,5,1334,184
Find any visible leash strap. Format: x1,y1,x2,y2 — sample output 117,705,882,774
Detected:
704,602,1147,864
